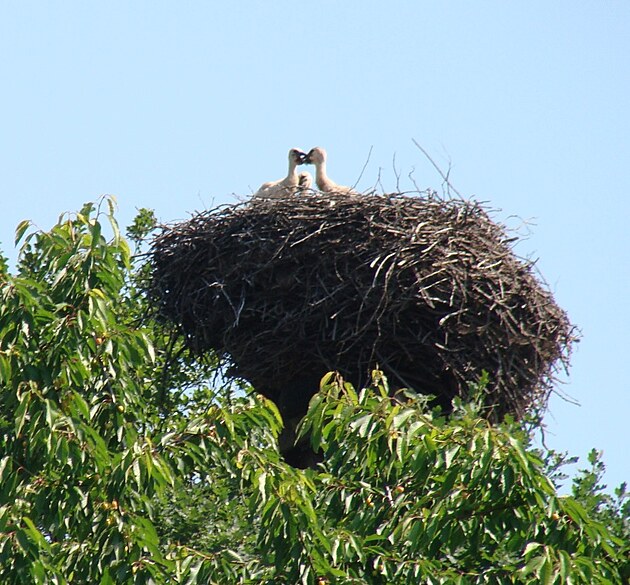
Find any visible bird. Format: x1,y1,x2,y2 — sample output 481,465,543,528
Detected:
252,148,312,199
303,147,359,195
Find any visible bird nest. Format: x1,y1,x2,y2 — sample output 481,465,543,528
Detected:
147,192,576,423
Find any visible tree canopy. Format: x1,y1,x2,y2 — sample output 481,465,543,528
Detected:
0,199,627,584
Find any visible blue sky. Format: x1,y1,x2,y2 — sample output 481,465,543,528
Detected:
1,2,628,490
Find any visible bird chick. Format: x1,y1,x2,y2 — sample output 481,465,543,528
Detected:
253,148,312,199
304,147,358,195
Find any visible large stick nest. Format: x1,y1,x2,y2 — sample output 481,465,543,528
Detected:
147,192,576,422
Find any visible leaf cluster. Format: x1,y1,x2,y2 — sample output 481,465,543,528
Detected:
243,372,627,583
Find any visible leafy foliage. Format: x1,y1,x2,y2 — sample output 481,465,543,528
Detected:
571,449,629,546
0,199,268,582
237,372,628,584
0,200,626,584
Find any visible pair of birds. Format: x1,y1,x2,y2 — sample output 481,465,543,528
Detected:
253,147,358,199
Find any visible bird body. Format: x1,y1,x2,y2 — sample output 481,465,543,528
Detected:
304,147,358,195
253,148,312,199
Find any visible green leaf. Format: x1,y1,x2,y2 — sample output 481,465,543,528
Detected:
558,550,570,581
258,471,268,504
22,517,51,553
90,220,102,251
15,219,31,245
350,413,373,437
15,391,32,436
391,409,414,430
132,457,142,486
523,541,543,556
0,353,11,382
445,444,460,468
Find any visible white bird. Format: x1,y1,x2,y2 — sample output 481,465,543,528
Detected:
253,148,312,199
304,147,358,195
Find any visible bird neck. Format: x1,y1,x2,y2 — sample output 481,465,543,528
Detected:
315,160,328,186
287,159,299,177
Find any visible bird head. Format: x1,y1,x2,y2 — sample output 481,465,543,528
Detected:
304,147,327,165
289,148,307,165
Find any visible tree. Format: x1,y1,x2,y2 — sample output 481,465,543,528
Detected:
0,199,269,582
0,199,627,583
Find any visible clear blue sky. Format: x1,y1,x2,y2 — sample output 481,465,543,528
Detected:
1,2,628,490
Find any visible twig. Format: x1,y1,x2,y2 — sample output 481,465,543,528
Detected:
353,145,373,191
412,139,462,198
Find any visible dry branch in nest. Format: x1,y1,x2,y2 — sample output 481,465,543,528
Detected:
147,192,576,427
